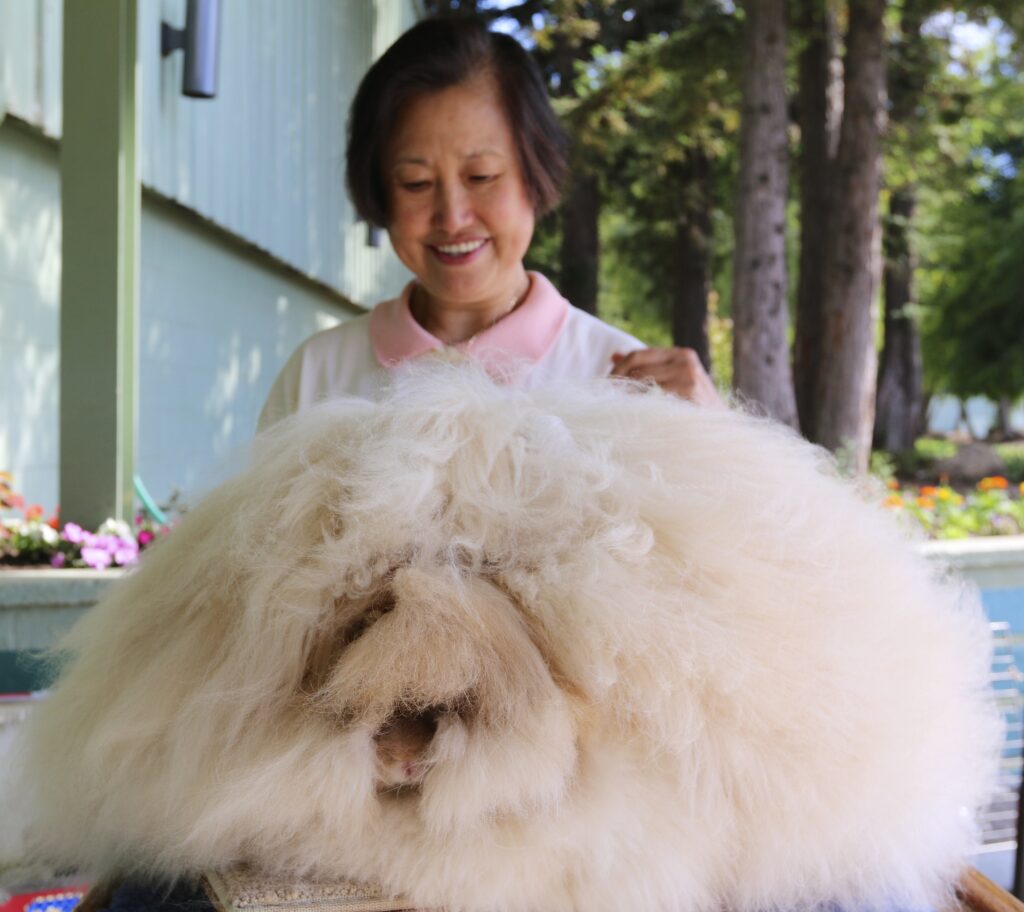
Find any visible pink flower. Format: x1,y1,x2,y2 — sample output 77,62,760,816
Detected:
50,552,67,568
113,539,139,566
81,546,113,570
63,522,86,544
138,530,155,547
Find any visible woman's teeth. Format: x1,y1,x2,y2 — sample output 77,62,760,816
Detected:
435,240,486,255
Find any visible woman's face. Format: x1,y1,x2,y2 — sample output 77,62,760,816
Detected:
385,75,535,314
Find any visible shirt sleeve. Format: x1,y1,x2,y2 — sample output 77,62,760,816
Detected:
256,344,305,434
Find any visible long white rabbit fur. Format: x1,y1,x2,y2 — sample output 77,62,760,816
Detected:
21,365,1000,912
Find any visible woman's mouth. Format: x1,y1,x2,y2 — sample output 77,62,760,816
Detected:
430,239,488,265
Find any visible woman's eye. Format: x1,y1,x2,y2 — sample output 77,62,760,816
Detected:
469,174,498,184
401,180,431,192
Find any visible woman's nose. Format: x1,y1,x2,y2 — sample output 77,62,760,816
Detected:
432,183,473,233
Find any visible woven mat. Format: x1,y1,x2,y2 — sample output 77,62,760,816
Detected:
202,866,419,912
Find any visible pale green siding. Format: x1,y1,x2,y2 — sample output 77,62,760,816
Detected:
0,0,421,511
0,121,363,510
1,0,417,304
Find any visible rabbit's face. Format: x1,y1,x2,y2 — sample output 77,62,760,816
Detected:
302,565,580,824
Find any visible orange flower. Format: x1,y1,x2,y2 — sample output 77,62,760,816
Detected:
25,504,44,521
1020,482,1024,497
884,494,904,508
916,496,936,509
978,476,1009,491
920,485,938,497
886,479,900,490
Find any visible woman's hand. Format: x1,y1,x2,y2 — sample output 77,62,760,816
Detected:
610,348,725,408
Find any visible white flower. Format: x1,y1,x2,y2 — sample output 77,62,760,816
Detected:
98,518,133,541
23,521,58,545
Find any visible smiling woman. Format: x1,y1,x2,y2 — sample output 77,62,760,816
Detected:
384,75,536,344
257,15,721,432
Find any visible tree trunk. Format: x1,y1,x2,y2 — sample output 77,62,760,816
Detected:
559,172,600,315
731,0,798,427
874,189,923,453
873,0,928,454
997,396,1013,439
793,0,841,439
811,0,887,472
671,149,714,371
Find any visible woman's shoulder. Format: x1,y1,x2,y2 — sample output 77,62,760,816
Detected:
562,306,645,350
293,310,374,363
553,304,645,361
528,300,645,385
256,310,382,432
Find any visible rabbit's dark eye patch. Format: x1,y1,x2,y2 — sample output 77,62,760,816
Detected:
343,590,396,646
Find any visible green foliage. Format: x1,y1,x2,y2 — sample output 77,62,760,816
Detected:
994,443,1024,483
513,0,1024,413
869,449,900,486
918,75,1024,400
558,8,743,352
915,437,959,462
525,211,563,283
907,18,1024,402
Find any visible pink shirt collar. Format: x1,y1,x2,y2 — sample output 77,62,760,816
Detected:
369,272,570,375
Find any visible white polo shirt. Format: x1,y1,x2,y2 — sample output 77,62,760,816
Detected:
257,272,644,431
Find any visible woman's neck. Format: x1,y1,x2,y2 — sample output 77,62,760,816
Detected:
412,273,531,346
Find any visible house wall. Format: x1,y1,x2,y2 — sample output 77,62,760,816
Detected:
0,0,417,304
0,125,60,514
0,121,373,511
137,196,362,505
0,0,419,513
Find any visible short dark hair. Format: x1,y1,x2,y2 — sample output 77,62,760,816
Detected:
346,16,568,227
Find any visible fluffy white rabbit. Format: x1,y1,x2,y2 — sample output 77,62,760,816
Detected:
20,366,1000,912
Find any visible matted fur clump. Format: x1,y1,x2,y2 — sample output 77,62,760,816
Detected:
23,366,999,912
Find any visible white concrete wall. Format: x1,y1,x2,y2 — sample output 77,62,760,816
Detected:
0,121,398,512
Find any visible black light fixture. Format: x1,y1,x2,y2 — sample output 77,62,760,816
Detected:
161,0,222,99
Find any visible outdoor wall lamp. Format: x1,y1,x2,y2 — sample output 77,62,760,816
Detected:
161,0,222,99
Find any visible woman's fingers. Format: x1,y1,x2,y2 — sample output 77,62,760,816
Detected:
610,348,725,408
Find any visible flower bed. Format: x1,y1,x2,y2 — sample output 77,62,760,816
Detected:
882,476,1024,539
4,468,1024,569
1,472,167,569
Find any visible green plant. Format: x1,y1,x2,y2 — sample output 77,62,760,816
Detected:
914,438,958,463
869,450,899,487
994,443,1024,484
